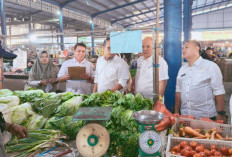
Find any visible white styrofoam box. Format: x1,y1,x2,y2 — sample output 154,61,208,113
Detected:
166,135,232,157
173,117,232,138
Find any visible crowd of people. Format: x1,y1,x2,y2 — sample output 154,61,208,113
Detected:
0,37,231,155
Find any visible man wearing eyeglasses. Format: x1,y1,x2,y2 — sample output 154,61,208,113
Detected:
57,43,94,94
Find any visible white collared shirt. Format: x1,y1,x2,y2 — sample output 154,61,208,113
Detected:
135,56,169,99
94,55,129,93
176,56,225,119
58,58,94,94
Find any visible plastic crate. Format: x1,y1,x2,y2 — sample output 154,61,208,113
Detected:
166,135,232,157
173,117,232,137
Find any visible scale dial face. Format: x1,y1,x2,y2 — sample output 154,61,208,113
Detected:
76,123,110,157
139,130,162,154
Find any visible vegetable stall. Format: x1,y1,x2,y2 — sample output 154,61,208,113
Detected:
0,89,232,157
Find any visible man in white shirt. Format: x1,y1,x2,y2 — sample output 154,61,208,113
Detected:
135,37,169,99
57,43,94,94
175,40,226,121
93,36,129,93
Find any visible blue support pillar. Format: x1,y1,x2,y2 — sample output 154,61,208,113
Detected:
59,8,64,51
164,0,182,112
1,0,7,47
183,0,193,42
91,18,95,55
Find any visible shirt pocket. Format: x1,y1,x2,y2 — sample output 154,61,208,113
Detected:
106,67,117,79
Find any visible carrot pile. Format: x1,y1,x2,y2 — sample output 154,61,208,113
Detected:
153,101,176,132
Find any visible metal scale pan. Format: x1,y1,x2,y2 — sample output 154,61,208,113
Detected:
132,110,164,125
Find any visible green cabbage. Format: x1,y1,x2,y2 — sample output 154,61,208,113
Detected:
0,89,13,97
25,114,48,130
0,96,20,107
55,96,82,117
13,90,44,104
44,117,56,129
49,116,83,140
11,103,35,125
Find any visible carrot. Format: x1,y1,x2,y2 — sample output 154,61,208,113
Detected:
215,133,223,140
200,117,214,122
169,116,176,126
155,117,170,132
181,115,196,119
215,120,224,124
184,126,205,138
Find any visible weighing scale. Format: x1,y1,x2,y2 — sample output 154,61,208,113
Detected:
133,110,164,157
73,107,112,157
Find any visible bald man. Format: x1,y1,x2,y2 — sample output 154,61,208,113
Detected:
135,37,169,99
175,40,226,121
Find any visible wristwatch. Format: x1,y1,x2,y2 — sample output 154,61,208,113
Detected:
0,112,6,132
217,111,226,115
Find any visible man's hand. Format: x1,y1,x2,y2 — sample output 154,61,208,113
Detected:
50,78,57,84
81,74,91,80
58,74,71,83
40,80,48,86
7,123,29,139
216,114,227,123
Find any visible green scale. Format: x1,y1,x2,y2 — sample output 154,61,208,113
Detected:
73,107,112,157
132,110,164,157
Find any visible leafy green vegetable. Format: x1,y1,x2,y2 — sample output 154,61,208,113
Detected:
55,96,82,117
6,129,67,157
49,116,83,140
33,93,63,118
11,103,35,125
0,96,20,107
24,114,48,130
13,90,44,104
0,89,13,97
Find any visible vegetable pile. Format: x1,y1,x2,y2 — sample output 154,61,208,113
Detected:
170,141,232,156
173,125,232,141
6,129,68,157
0,89,174,156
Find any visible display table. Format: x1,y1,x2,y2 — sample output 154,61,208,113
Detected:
3,72,28,90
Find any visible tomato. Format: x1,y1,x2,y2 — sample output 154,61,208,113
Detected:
181,149,191,157
180,141,188,149
210,149,217,155
195,146,204,153
190,141,198,149
190,150,197,156
171,145,181,152
199,144,206,149
214,151,222,156
210,145,218,151
204,149,212,156
170,150,176,154
220,147,228,155
193,153,203,157
184,145,193,151
199,152,206,157
228,148,232,155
